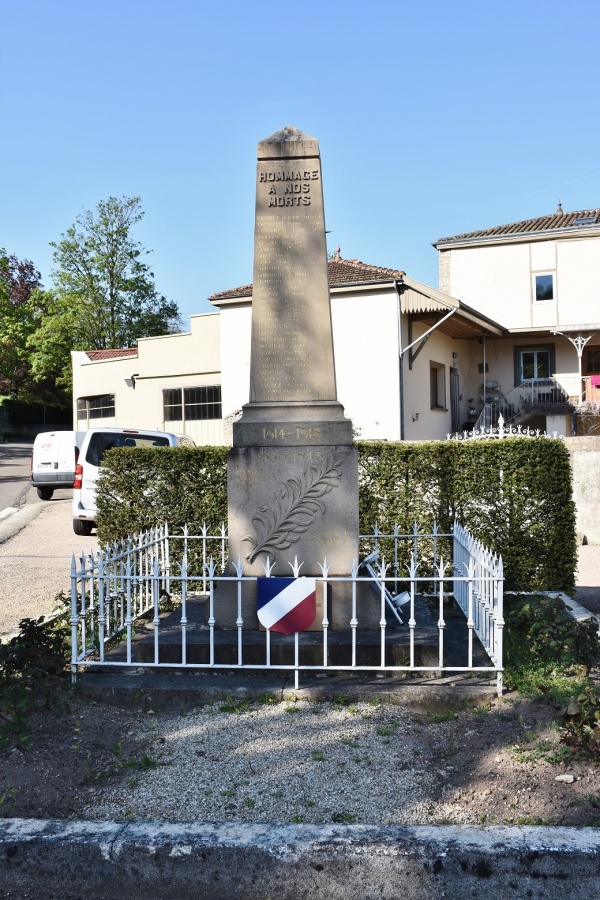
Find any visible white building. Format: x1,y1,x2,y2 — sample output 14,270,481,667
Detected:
434,205,600,435
71,206,600,443
72,253,503,444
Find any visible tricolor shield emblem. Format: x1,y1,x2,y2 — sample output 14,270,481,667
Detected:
256,577,317,635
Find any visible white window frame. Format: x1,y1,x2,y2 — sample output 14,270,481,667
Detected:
517,347,553,383
533,272,555,303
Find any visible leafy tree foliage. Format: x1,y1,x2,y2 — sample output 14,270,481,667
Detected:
29,196,181,386
0,250,49,398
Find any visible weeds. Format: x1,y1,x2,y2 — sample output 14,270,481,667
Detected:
376,723,398,738
0,614,70,749
0,788,17,815
504,593,600,758
332,811,357,824
219,694,252,715
426,710,456,723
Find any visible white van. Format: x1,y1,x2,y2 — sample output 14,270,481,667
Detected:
72,427,187,535
31,431,86,501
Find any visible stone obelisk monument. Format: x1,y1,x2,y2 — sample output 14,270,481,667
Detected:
227,126,360,630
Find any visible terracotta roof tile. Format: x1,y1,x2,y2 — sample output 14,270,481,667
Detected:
436,207,600,244
209,258,406,301
85,348,139,361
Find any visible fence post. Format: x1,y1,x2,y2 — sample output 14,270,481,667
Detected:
70,554,79,684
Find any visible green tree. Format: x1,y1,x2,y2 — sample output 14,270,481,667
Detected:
30,196,182,385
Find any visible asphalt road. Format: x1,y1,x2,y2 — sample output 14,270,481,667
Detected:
0,441,34,513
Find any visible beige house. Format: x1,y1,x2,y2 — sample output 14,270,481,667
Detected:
72,312,224,445
434,205,600,435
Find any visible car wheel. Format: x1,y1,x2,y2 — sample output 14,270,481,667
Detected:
37,487,54,501
73,519,93,536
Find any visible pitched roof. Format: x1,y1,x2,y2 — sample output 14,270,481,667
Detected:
209,254,406,301
435,206,600,246
85,348,138,361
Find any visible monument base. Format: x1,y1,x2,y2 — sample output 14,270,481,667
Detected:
211,578,381,632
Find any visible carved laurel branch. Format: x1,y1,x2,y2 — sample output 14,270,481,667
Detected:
243,452,344,563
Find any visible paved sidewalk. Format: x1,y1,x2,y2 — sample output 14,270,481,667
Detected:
574,543,600,616
0,488,98,637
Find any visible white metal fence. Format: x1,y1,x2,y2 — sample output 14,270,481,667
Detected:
70,522,504,694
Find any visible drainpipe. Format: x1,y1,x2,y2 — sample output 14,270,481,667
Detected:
394,280,405,440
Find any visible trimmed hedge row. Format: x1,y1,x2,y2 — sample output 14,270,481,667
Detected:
96,438,577,593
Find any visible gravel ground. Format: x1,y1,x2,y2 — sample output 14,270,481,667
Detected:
2,688,598,827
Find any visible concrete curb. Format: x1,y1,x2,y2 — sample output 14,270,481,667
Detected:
0,819,598,899
0,501,45,545
75,669,500,713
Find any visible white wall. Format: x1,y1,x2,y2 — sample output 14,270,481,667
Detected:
443,232,600,332
445,243,533,329
219,303,252,418
331,290,401,440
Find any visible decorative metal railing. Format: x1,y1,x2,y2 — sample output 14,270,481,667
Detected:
70,521,504,694
448,414,564,442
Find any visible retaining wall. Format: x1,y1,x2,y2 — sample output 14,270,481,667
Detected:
565,437,600,544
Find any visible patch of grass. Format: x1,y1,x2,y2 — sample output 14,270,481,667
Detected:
376,723,398,738
219,694,252,715
311,749,324,762
340,737,359,748
0,788,17,815
514,816,550,826
332,811,357,824
291,814,303,823
331,695,350,709
259,692,278,706
426,710,456,723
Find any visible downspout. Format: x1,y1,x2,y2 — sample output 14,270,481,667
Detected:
393,279,405,440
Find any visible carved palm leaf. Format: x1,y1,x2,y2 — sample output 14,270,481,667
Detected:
243,452,344,563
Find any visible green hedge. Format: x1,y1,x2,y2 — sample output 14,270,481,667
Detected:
96,438,577,593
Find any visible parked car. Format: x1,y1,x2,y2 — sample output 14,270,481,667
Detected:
72,428,190,535
31,431,86,500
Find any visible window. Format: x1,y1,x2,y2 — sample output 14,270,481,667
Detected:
77,394,115,421
163,386,222,423
430,362,446,409
163,389,183,421
534,273,554,302
184,386,222,420
585,347,600,375
515,346,554,383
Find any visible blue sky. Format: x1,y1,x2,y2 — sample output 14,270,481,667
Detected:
2,0,600,327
